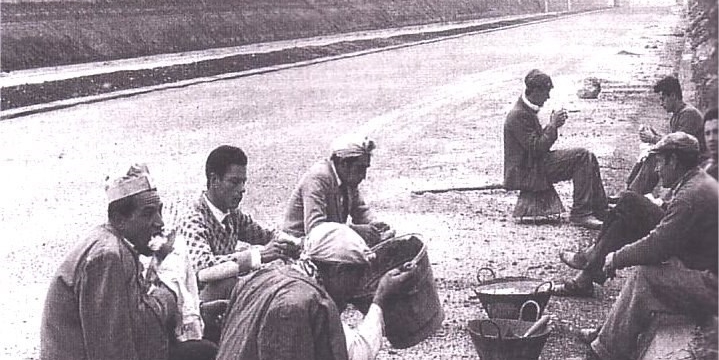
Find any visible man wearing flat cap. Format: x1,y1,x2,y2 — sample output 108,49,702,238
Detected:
40,164,216,360
282,134,394,246
216,222,416,360
572,132,718,360
504,69,608,230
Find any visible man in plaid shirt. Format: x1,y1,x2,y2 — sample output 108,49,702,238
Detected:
177,145,299,304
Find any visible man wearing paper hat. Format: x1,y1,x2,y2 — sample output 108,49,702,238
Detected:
282,134,395,246
41,164,217,360
217,222,415,360
564,132,718,360
504,69,608,230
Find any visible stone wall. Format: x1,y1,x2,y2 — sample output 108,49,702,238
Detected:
687,0,718,109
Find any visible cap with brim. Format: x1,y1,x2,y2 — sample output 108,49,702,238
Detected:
649,132,700,155
524,69,553,90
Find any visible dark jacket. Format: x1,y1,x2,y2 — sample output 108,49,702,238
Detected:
503,97,558,191
216,266,348,360
670,103,706,153
614,168,719,274
40,224,177,360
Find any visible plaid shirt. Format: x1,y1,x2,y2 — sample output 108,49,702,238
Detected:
178,192,275,271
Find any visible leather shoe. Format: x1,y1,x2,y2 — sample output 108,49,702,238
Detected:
569,214,603,230
552,280,594,298
560,251,588,270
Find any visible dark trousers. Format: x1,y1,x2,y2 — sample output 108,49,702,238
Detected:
626,153,660,195
170,339,218,360
199,277,238,343
543,148,608,218
591,262,718,360
199,277,238,303
579,191,665,284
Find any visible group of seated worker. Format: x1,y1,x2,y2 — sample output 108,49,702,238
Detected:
504,69,717,359
41,134,401,360
509,69,718,360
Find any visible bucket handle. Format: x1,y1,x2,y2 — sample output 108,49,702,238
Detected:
378,232,422,247
533,281,553,294
477,319,503,340
518,300,541,322
476,267,496,284
393,234,426,296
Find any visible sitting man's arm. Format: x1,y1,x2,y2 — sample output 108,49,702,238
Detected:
236,212,277,246
343,304,384,360
611,198,694,269
348,189,375,225
507,112,559,159
179,222,257,278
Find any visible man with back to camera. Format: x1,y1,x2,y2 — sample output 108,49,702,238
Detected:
216,222,416,360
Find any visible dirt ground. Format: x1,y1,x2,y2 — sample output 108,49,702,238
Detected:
360,9,690,359
0,7,700,360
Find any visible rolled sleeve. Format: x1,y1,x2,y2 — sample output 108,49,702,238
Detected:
344,304,384,360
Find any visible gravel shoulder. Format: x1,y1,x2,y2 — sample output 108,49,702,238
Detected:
0,6,700,360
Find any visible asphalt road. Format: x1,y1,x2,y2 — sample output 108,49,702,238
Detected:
0,6,682,359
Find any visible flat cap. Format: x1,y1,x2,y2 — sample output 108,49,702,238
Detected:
524,69,553,90
649,132,700,155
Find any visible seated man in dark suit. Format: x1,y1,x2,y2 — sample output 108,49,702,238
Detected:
504,69,608,229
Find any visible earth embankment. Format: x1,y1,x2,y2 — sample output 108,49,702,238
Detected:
1,0,608,71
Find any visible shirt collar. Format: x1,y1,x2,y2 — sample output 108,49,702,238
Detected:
329,160,343,187
521,92,541,112
104,223,140,255
673,102,687,115
671,167,699,197
203,193,230,224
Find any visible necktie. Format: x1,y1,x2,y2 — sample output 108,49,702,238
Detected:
222,216,232,233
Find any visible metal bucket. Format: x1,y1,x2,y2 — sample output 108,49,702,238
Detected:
473,267,552,320
467,302,552,360
351,234,445,349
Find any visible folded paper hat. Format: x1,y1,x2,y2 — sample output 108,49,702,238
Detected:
330,134,376,159
524,69,553,90
650,132,700,155
105,163,156,203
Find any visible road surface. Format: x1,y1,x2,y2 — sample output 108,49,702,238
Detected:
0,6,683,359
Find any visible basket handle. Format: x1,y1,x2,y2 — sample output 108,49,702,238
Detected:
518,300,541,322
533,281,553,294
476,267,496,284
478,319,502,340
